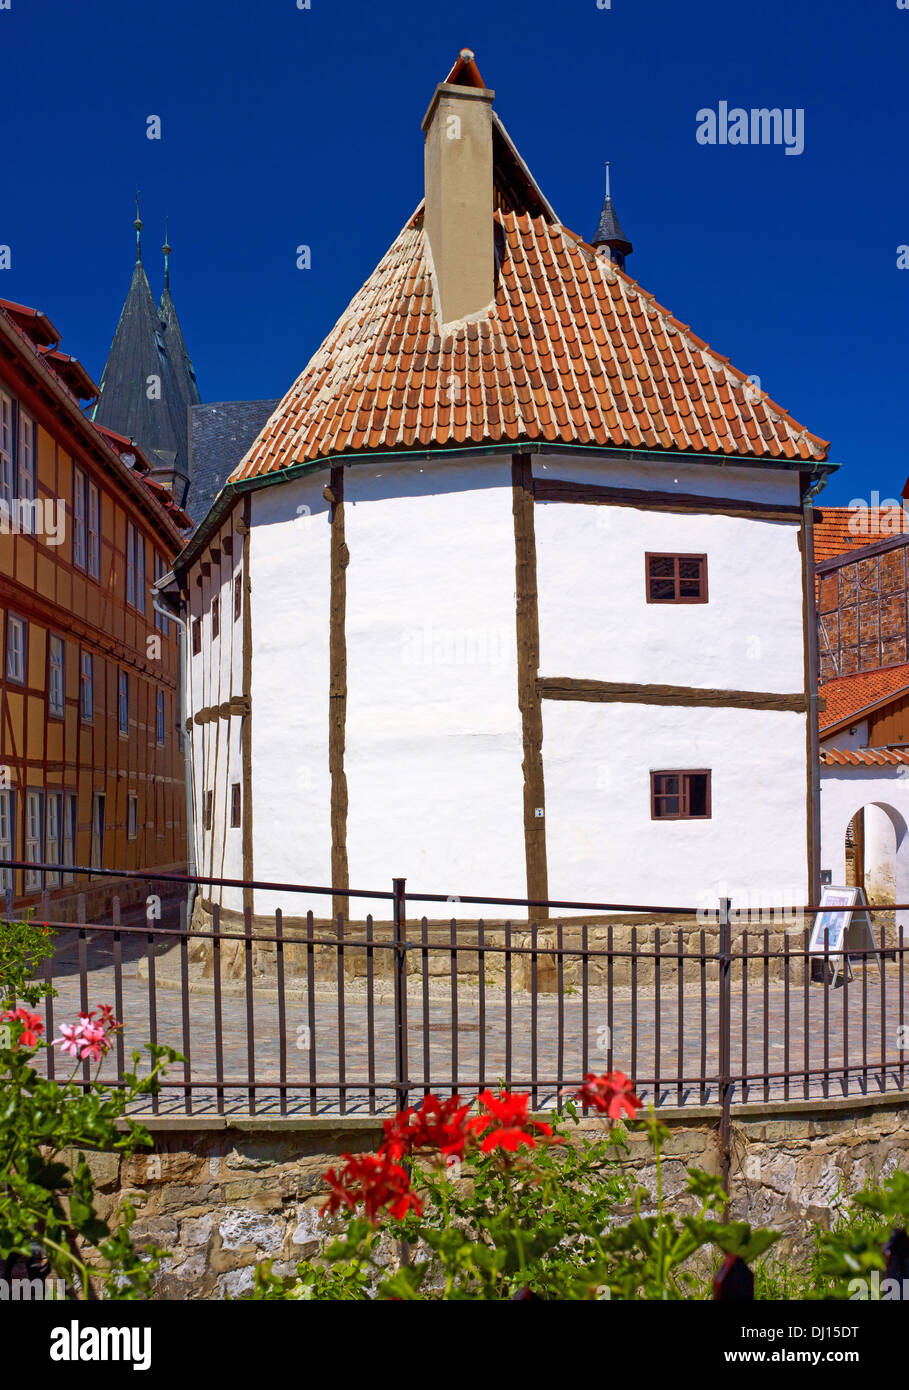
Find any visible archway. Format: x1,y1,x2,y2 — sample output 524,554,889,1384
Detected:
842,801,909,936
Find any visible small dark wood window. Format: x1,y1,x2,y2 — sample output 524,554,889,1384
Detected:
192,618,202,655
646,553,707,604
212,596,220,639
234,574,242,622
231,783,241,827
204,791,213,831
651,770,711,820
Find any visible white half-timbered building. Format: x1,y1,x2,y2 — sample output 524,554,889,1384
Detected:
164,50,833,923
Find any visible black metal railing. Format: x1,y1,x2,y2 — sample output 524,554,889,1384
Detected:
1,861,907,1122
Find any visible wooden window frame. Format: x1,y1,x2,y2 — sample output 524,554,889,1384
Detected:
0,789,15,896
192,618,202,655
48,633,65,718
234,573,242,622
24,788,44,891
650,769,712,821
17,408,36,534
45,791,62,888
6,612,26,685
118,669,129,736
0,390,13,511
230,782,241,828
87,479,100,580
212,595,220,640
72,464,87,571
645,553,708,605
79,649,94,722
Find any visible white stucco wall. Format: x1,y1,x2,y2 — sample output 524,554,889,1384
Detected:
820,722,869,752
248,475,332,917
343,459,526,919
543,700,809,909
533,478,804,693
185,449,813,920
819,763,909,935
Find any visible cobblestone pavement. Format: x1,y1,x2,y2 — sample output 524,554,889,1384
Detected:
34,927,909,1116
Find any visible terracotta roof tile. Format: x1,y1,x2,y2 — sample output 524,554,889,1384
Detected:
819,662,909,734
812,505,909,563
230,207,829,484
820,747,909,767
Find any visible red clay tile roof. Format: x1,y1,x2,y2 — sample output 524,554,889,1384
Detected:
819,662,909,735
820,747,909,767
813,505,909,563
231,207,829,484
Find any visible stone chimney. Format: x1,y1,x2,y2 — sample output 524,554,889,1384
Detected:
421,50,495,325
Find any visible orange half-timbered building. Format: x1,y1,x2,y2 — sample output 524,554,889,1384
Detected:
0,296,191,916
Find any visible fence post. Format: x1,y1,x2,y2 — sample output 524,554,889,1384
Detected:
718,896,733,1202
392,878,409,1114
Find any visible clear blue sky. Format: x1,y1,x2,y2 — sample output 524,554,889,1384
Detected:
3,0,906,504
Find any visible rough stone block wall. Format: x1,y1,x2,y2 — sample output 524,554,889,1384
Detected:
70,1095,909,1299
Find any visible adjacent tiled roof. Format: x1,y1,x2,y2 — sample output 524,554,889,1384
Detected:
818,661,909,734
813,505,909,563
231,206,829,483
821,747,909,767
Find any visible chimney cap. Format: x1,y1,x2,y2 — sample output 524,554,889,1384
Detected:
442,47,488,89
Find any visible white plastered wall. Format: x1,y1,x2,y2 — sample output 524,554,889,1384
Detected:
819,763,909,935
342,458,525,919
544,700,809,909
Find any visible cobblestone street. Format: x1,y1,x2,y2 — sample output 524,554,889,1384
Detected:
37,923,909,1116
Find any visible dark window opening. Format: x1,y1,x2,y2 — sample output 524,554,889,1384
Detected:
646,553,707,604
231,783,241,828
651,770,711,820
192,619,201,655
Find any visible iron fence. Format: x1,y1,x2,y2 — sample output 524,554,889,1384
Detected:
1,862,908,1132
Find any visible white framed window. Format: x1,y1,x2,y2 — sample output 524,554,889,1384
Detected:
154,553,170,634
45,792,61,888
6,614,25,683
80,649,93,721
48,634,65,717
91,792,104,871
0,390,14,513
73,464,86,569
156,688,165,745
87,480,100,579
0,789,14,897
126,521,146,612
25,789,43,891
118,668,129,734
17,410,35,533
62,793,76,883
127,792,138,842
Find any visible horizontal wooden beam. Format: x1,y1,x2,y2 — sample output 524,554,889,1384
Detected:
533,478,802,523
537,677,811,713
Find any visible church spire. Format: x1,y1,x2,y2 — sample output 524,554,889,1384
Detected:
162,217,171,290
134,191,143,264
591,162,633,271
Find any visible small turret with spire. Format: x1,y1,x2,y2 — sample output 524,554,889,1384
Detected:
591,162,633,271
134,191,143,263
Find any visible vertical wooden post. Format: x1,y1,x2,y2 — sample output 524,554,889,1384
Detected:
329,466,350,922
511,453,549,928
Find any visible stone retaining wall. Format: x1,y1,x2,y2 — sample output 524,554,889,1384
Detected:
73,1092,909,1299
189,900,818,991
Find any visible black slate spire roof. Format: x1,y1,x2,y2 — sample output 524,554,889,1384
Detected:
158,225,201,422
91,204,197,508
590,163,633,270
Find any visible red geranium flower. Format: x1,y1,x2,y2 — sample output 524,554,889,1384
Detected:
570,1071,643,1120
1,1007,44,1049
321,1153,422,1225
468,1088,556,1153
381,1093,472,1160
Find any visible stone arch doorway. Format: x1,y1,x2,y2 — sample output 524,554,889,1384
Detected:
843,801,909,933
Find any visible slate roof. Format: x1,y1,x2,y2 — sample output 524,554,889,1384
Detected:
230,53,828,488
91,260,191,493
818,661,909,736
189,400,279,529
158,285,201,419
